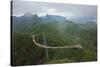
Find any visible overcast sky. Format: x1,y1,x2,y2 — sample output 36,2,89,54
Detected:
12,0,97,19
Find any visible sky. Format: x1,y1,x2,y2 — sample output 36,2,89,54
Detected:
12,0,97,19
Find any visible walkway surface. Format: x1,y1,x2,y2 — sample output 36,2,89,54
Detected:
32,35,82,49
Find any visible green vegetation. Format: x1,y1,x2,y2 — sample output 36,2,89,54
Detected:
11,14,97,66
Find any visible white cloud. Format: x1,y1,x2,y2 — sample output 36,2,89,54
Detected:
39,6,75,17
12,1,97,19
47,8,55,13
37,13,46,17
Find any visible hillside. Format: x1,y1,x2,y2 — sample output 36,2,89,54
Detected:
11,14,97,66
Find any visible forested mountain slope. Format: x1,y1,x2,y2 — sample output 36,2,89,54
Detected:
11,14,97,66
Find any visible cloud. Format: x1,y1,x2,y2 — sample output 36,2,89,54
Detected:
12,1,97,19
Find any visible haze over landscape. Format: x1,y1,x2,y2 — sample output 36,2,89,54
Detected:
12,1,97,22
11,1,97,66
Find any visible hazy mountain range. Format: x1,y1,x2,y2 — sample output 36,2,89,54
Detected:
12,13,96,32
12,13,96,24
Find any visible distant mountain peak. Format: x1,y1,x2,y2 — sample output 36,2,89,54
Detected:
23,13,34,17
